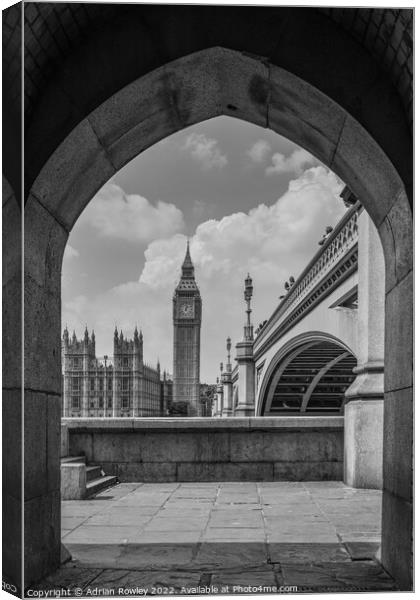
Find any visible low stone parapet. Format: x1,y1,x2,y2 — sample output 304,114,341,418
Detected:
63,417,344,482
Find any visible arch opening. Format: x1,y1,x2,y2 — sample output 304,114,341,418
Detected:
22,44,413,590
261,339,357,416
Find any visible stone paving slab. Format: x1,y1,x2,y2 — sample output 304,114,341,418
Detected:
202,528,266,542
268,542,351,563
116,544,196,569
31,481,400,594
82,568,202,595
63,544,125,568
30,566,103,591
281,561,397,591
343,541,380,560
210,567,279,589
193,543,269,569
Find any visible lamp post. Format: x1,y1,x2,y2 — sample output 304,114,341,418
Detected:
243,274,254,341
235,274,256,416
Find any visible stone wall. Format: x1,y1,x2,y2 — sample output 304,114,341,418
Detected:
64,417,343,482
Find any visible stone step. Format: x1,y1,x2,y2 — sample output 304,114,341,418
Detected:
86,465,102,482
86,475,118,497
61,455,86,464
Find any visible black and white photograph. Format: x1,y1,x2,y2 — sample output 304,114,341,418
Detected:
2,2,414,597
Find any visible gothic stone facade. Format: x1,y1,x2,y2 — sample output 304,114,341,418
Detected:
62,326,171,417
172,243,202,416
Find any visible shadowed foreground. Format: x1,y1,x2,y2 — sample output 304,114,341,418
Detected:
31,482,396,595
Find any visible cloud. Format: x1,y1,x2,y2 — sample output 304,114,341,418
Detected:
141,166,345,288
63,244,79,260
182,133,228,170
79,183,185,242
63,166,346,381
266,148,317,175
247,140,271,163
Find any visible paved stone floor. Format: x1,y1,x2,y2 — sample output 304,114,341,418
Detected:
32,482,397,595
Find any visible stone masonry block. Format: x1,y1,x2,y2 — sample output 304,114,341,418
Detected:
2,189,21,287
2,389,22,498
263,431,342,463
381,489,413,590
3,272,21,389
139,432,196,463
273,461,343,481
61,424,69,458
47,395,61,493
269,64,346,168
2,492,22,591
384,272,413,392
24,490,61,586
61,463,87,500
24,391,48,501
379,190,413,293
383,387,413,502
229,431,265,462
331,113,405,229
24,196,68,295
30,118,116,232
24,275,61,395
92,432,142,463
176,461,274,482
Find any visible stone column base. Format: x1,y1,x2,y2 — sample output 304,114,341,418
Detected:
344,398,384,489
235,404,255,417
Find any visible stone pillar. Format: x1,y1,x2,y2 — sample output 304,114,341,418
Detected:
222,374,233,416
235,340,255,416
216,375,223,417
344,209,385,489
221,337,233,417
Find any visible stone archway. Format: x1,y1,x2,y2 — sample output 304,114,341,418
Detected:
23,47,412,589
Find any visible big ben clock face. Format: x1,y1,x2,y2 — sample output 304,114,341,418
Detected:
178,301,194,318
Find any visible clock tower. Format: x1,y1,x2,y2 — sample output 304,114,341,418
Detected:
173,241,202,416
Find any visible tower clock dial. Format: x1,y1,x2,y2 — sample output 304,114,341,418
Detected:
179,302,194,318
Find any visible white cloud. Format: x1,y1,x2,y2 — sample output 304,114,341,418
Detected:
63,166,346,382
141,166,345,289
182,133,227,170
247,139,271,163
63,244,79,260
266,148,317,175
79,183,185,242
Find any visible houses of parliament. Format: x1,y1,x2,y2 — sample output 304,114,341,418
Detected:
62,243,202,417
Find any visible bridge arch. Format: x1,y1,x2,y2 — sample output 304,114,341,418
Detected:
13,9,412,590
257,332,356,417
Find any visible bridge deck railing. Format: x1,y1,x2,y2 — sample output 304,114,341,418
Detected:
254,203,360,353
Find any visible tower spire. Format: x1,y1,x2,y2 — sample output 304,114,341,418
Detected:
181,240,194,279
176,240,198,292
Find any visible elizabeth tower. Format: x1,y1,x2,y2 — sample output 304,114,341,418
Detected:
173,242,202,416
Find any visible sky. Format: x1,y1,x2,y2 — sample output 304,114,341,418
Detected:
62,116,347,382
